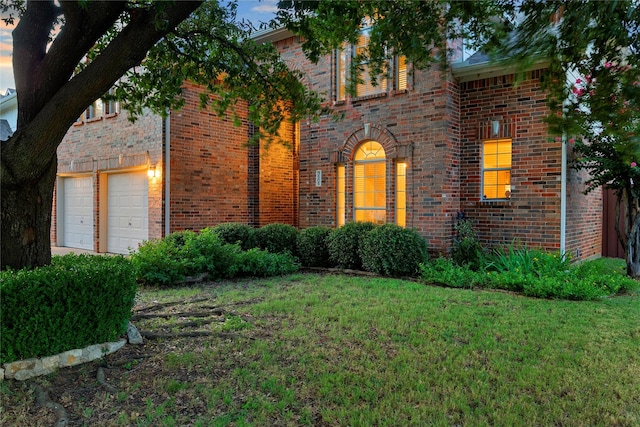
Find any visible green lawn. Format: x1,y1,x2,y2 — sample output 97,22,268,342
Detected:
2,273,639,426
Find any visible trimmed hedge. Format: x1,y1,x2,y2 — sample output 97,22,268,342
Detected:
211,223,257,251
327,222,378,270
0,254,137,364
297,226,332,267
255,223,298,255
360,224,429,277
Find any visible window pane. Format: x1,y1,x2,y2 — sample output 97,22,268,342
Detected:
397,56,407,91
482,138,512,199
396,162,406,227
337,48,347,101
483,170,511,199
355,141,385,160
337,165,345,226
354,141,386,223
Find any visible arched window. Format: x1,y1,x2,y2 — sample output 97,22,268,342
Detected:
354,141,386,223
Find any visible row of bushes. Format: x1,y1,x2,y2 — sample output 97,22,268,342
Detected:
131,228,299,286
421,220,639,300
214,221,429,277
0,255,137,364
132,222,429,286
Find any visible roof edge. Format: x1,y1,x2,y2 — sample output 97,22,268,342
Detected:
252,27,294,44
452,57,550,82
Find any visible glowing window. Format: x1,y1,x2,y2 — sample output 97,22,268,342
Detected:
396,56,407,91
482,138,512,199
337,164,346,227
354,141,386,223
396,161,406,227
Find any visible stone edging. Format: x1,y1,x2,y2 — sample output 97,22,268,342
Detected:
1,322,143,382
1,339,126,381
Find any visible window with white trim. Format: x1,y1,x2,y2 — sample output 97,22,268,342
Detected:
334,24,407,100
337,164,346,227
103,88,119,116
354,141,386,223
482,138,512,200
396,161,407,226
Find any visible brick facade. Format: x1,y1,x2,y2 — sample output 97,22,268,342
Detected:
274,34,601,259
54,81,297,252
53,31,602,260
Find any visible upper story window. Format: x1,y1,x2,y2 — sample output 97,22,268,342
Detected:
103,88,119,116
335,22,407,101
79,89,119,123
85,100,102,121
482,138,512,200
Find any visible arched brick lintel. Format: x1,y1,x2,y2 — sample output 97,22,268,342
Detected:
342,123,399,160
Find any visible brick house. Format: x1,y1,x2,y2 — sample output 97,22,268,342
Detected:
52,82,297,254
52,28,601,259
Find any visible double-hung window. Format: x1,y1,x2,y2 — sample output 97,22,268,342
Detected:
482,138,512,199
335,22,407,100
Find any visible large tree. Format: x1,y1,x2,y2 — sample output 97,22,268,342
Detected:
0,0,324,270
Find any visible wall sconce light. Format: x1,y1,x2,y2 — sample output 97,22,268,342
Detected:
492,120,501,137
147,165,156,178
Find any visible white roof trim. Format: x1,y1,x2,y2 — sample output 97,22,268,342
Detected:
252,28,294,44
452,58,550,82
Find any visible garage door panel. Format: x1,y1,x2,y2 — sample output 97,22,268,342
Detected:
108,172,148,254
62,177,94,250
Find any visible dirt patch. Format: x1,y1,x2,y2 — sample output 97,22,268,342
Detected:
0,284,264,426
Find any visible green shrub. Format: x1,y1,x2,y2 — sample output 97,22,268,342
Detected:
326,222,378,270
360,224,428,277
421,258,486,288
179,228,240,279
132,229,240,286
486,241,571,277
451,219,485,271
131,235,188,286
255,223,298,255
297,226,332,267
236,248,300,277
212,222,257,250
0,254,136,364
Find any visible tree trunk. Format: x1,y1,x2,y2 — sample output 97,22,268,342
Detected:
626,203,640,278
1,156,57,270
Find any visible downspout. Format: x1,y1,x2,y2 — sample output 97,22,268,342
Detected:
164,113,171,237
560,131,567,255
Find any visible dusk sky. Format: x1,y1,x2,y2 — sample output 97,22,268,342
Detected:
0,0,279,93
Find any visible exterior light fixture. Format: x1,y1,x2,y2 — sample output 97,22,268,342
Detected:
147,166,156,178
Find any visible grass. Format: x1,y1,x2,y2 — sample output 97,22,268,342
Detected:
1,272,639,426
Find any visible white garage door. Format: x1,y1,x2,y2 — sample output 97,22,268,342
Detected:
63,176,94,250
108,172,148,254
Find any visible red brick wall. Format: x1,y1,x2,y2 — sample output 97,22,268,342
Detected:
459,70,564,251
566,143,602,260
168,82,297,231
277,36,465,254
168,82,252,231
258,119,298,226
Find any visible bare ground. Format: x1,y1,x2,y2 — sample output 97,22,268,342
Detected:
0,283,272,426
